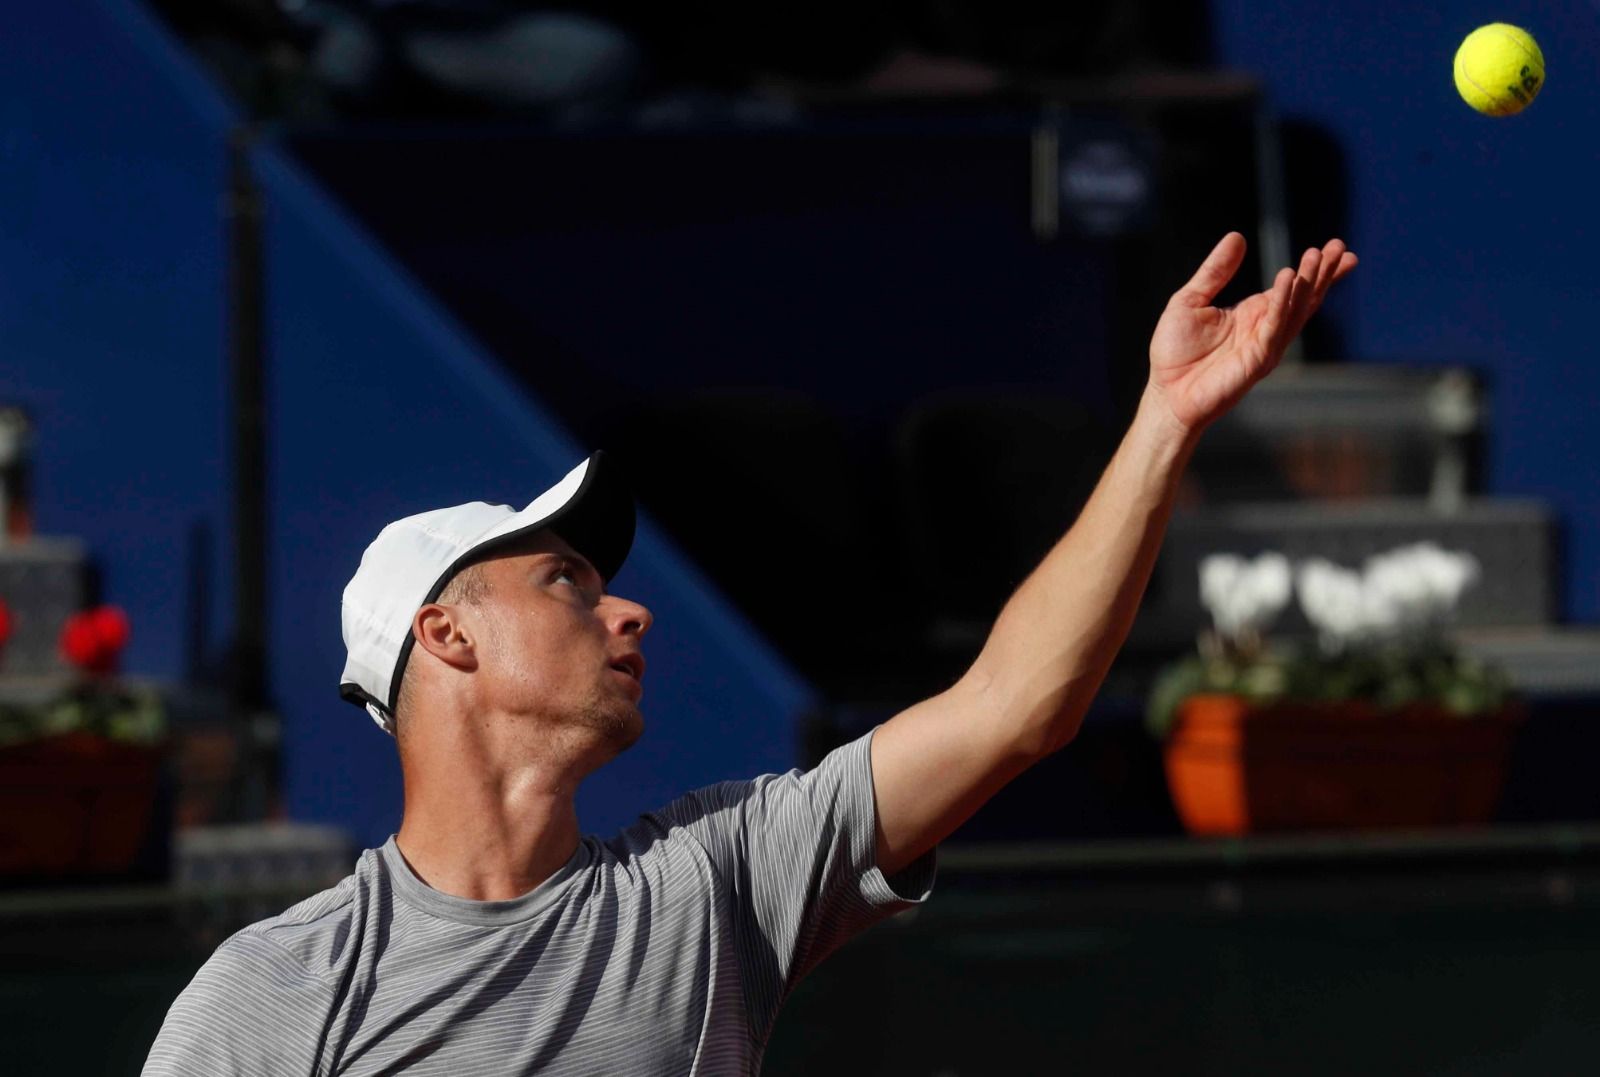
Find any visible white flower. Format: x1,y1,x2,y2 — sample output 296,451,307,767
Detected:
1294,543,1483,651
1362,543,1480,632
1410,543,1480,614
1251,552,1293,611
1296,557,1371,650
1199,552,1292,641
1200,553,1246,629
1200,553,1243,603
1363,547,1432,631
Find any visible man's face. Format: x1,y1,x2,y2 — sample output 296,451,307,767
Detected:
465,530,652,752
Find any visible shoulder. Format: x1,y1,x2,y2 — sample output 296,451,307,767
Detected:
190,927,315,994
602,734,876,875
620,732,877,841
145,852,392,1074
208,846,380,988
146,928,328,1075
197,888,354,994
145,869,363,1054
251,858,367,964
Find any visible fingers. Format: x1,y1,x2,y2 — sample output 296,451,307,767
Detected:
1263,265,1294,336
1310,239,1355,295
1284,238,1357,339
1313,240,1345,295
1175,232,1248,307
1297,245,1324,289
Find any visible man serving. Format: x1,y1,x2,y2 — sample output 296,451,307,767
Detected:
144,232,1355,1075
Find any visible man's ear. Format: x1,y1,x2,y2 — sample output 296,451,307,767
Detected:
412,603,478,673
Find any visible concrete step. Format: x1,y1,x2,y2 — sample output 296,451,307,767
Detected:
1455,626,1600,696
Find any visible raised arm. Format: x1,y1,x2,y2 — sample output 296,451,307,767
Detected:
870,233,1357,874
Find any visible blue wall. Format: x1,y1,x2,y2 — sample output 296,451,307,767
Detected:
0,1,235,677
0,0,812,849
1212,1,1600,621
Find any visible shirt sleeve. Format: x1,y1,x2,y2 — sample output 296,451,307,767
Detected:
647,726,936,1041
142,930,331,1077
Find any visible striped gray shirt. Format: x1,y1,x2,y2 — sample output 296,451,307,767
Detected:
143,729,936,1075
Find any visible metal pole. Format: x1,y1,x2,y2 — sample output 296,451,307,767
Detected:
224,127,281,820
226,127,268,711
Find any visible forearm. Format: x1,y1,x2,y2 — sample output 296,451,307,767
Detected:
965,385,1200,756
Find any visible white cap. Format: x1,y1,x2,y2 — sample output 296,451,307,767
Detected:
338,452,634,734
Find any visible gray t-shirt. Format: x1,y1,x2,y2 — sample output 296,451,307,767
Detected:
143,730,935,1075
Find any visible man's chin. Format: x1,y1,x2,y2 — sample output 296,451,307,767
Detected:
593,703,643,755
611,708,644,752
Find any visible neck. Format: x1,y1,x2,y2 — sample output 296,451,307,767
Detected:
395,717,594,902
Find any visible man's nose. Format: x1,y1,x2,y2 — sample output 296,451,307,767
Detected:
604,595,653,638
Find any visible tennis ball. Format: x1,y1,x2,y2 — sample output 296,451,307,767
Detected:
1454,23,1544,116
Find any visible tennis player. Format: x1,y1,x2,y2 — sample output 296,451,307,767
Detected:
143,233,1354,1075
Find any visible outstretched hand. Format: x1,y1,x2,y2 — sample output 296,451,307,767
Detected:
1145,232,1357,435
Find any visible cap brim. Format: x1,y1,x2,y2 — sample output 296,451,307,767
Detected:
466,449,636,583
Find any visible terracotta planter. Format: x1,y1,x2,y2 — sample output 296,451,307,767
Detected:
1163,694,1524,835
0,732,165,877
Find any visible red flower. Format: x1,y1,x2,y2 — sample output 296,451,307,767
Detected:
60,614,100,668
60,605,130,675
0,598,11,647
90,606,129,652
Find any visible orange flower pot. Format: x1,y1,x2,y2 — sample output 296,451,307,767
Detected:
0,732,165,876
1163,694,1524,835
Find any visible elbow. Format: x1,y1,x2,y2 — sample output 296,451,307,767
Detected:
974,670,1087,762
957,659,1091,763
1010,698,1086,761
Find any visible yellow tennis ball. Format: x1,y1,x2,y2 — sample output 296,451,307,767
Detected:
1454,23,1544,116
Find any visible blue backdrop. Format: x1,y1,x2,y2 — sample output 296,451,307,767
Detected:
0,0,233,678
